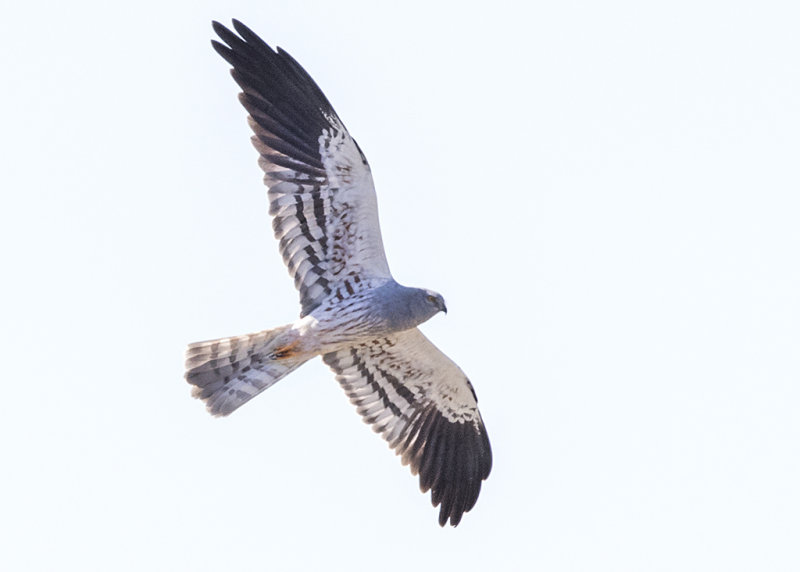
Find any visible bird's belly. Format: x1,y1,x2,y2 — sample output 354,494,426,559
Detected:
297,298,389,354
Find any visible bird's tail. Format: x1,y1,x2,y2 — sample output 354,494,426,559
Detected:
185,325,311,416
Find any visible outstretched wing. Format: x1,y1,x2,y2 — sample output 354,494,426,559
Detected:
323,329,492,527
212,20,392,316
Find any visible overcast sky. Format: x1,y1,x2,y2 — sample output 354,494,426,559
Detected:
2,1,799,570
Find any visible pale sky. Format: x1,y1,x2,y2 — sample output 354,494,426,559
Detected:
2,1,799,570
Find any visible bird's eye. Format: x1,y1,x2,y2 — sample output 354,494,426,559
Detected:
427,295,436,303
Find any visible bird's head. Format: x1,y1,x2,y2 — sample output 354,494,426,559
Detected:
422,289,447,316
381,284,448,331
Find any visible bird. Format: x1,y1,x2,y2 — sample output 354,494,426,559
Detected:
186,19,492,527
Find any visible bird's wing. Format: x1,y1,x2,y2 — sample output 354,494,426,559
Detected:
212,20,392,316
323,328,492,527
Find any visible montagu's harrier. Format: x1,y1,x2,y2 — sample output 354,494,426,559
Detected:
186,20,492,527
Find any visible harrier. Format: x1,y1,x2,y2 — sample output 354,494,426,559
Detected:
186,20,492,526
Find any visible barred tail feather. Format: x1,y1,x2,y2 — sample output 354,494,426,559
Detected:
185,325,309,416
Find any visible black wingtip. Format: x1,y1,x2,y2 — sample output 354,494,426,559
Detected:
213,19,273,53
211,20,228,37
231,19,255,40
426,416,492,528
210,39,234,66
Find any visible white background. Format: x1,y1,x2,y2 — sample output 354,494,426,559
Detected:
2,1,799,570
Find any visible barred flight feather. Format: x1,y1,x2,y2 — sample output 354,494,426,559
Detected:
186,326,310,417
324,328,492,527
212,19,390,318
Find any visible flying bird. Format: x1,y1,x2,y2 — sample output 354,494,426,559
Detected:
186,19,492,527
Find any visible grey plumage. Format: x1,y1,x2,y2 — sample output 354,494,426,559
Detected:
186,19,491,527
186,326,310,416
